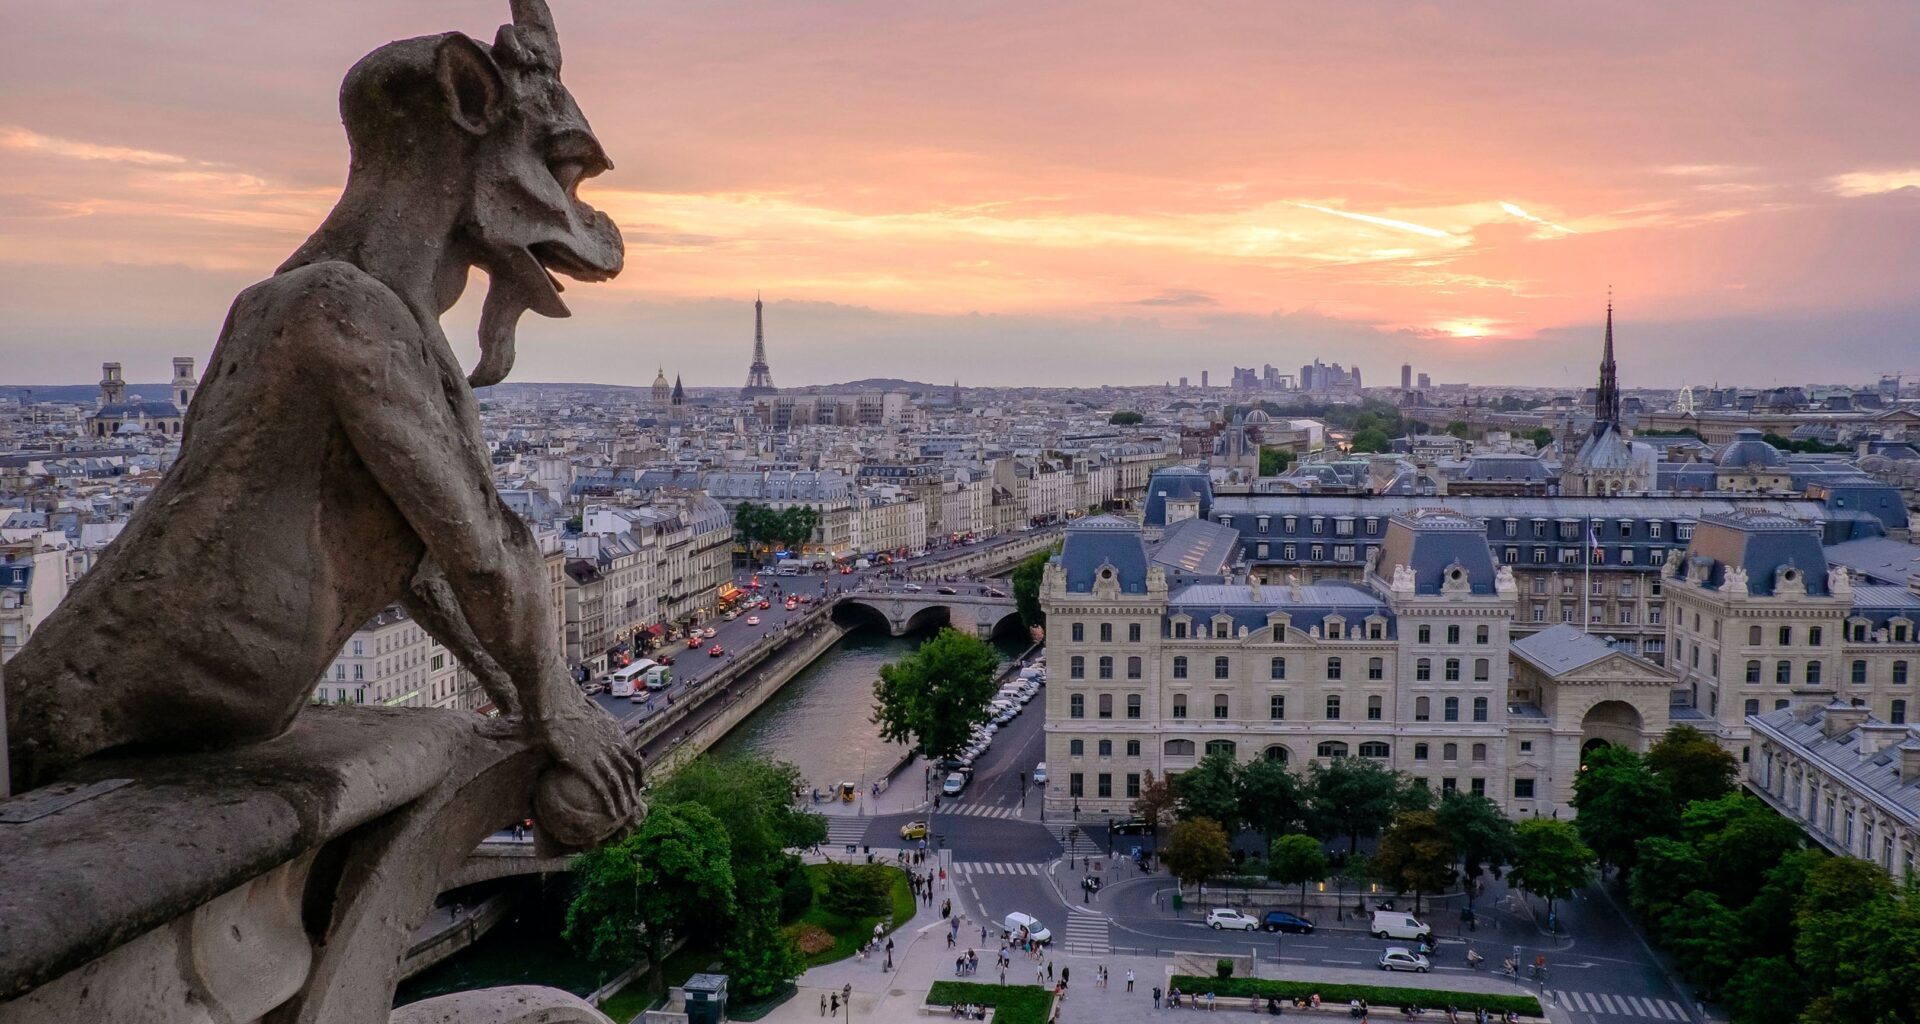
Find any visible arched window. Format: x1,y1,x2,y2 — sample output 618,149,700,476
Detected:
1416,658,1432,681
1098,656,1114,679
1164,739,1195,756
1070,655,1085,679
1895,700,1909,725
1367,695,1383,720
1415,696,1431,721
1098,739,1112,756
1326,657,1343,680
1444,658,1461,681
1069,694,1085,718
1473,658,1490,682
1316,741,1349,758
1263,745,1290,763
1325,695,1342,719
1447,625,1461,644
1368,657,1384,680
1358,741,1390,759
1126,694,1142,718
1214,656,1230,679
1171,693,1188,718
1069,739,1084,755
1071,622,1084,642
1896,661,1910,685
1270,656,1287,680
1746,660,1761,684
1126,656,1142,679
1443,742,1459,761
1099,622,1113,642
1473,697,1489,722
1129,622,1142,643
1413,743,1429,761
1172,656,1188,679
1205,739,1238,758
1444,697,1460,722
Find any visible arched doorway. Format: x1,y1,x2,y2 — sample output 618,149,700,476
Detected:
1580,699,1646,762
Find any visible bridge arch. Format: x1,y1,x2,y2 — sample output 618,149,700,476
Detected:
901,604,955,635
832,600,893,634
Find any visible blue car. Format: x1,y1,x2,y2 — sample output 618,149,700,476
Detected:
1263,910,1315,934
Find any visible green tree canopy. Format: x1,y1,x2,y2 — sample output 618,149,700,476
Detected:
1371,809,1458,913
1509,817,1594,916
653,755,825,919
1163,816,1233,887
1175,749,1244,834
1647,725,1740,806
1308,756,1419,853
775,505,822,551
1444,420,1471,439
1434,790,1517,886
1268,834,1329,914
1658,891,1744,994
1524,427,1555,449
722,916,807,1001
1238,756,1308,842
871,627,1001,759
1795,858,1920,1024
1572,745,1679,873
1009,548,1053,629
1349,427,1392,453
1109,410,1144,425
1258,447,1295,475
565,802,737,965
1132,769,1177,836
1692,797,1805,906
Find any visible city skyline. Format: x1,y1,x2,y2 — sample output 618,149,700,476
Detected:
6,2,1920,386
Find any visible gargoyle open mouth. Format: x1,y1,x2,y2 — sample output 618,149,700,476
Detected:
529,239,617,284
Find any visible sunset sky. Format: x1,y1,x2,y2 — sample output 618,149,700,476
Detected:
5,1,1920,388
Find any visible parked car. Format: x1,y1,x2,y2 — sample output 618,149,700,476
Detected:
941,772,968,797
1002,912,1051,944
1369,911,1431,941
1206,909,1261,931
1377,947,1430,973
1262,910,1315,934
1032,762,1048,785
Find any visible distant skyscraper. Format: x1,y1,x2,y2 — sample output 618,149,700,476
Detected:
1179,376,1189,388
741,293,777,398
1417,372,1431,389
1401,363,1412,391
1201,370,1210,389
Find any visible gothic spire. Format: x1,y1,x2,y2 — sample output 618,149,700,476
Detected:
1592,293,1620,434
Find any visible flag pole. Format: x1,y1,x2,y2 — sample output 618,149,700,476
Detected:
1583,514,1592,632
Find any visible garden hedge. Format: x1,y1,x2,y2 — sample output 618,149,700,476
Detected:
1169,976,1544,1017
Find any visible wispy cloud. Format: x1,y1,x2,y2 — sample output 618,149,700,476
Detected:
1828,169,1920,197
1131,288,1218,307
1499,201,1573,235
1,126,190,167
1290,202,1454,239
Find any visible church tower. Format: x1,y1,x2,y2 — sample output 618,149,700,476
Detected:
1590,298,1621,438
172,357,197,410
100,362,125,407
741,293,776,398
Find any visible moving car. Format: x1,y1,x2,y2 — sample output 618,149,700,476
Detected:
1377,947,1430,973
941,772,968,796
707,644,724,657
1002,912,1051,944
1206,909,1261,931
746,615,761,626
755,568,776,576
1032,763,1047,785
984,588,1006,598
1369,911,1431,941
902,582,923,592
759,599,772,609
936,586,957,595
687,636,703,648
899,820,929,840
1262,910,1315,934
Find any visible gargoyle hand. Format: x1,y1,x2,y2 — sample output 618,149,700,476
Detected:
533,694,646,844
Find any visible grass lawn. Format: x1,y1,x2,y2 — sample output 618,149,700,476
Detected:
1169,976,1544,1017
780,864,915,967
925,982,1053,1024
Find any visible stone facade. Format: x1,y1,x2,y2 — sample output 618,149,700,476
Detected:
1749,700,1920,883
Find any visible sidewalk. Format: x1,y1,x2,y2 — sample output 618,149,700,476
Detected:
808,756,937,818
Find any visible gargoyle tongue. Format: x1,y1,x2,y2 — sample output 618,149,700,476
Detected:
469,246,570,388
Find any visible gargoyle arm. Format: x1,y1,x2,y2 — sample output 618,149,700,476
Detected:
402,559,524,719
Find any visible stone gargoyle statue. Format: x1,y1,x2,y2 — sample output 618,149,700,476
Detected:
4,0,642,846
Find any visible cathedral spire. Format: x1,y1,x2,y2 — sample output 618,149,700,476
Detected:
1592,292,1621,434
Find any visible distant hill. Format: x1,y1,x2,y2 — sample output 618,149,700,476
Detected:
0,384,172,405
813,378,944,393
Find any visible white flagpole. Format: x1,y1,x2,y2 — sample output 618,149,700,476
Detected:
1583,515,1592,632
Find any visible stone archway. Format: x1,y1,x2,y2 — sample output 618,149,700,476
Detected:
1581,699,1646,756
1262,744,1291,764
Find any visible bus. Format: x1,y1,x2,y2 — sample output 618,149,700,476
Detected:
607,659,659,698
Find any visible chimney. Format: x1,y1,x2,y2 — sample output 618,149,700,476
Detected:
1822,699,1868,740
1900,738,1920,785
1858,723,1907,757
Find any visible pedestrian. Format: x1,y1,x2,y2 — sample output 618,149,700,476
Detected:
820,994,827,1017
1127,968,1136,992
843,983,851,1009
947,930,955,949
1036,965,1046,985
1047,961,1054,982
1153,986,1162,1009
1061,966,1069,988
999,966,1007,985
829,994,838,1017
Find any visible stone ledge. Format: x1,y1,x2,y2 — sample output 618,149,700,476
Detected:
0,705,529,1001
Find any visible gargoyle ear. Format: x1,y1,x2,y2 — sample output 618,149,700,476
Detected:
434,33,505,136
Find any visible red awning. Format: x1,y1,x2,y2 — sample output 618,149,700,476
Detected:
645,623,664,636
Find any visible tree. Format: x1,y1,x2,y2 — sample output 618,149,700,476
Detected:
1572,746,1678,874
1692,797,1805,906
1509,818,1593,919
1647,725,1740,806
1524,427,1555,449
1238,756,1308,843
1349,427,1392,453
1307,757,1413,853
722,915,807,1001
1009,548,1053,629
1434,790,1517,891
1133,769,1177,836
1796,861,1920,1024
653,755,825,919
1163,816,1233,888
1268,834,1328,914
1658,891,1744,994
871,627,1001,759
1175,750,1243,833
817,862,893,920
1627,837,1708,934
1258,447,1295,475
565,802,737,964
732,501,775,560
1444,420,1471,439
1721,956,1807,1024
1371,810,1457,913
1109,410,1144,425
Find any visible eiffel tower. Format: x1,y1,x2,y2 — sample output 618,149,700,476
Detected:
741,292,777,398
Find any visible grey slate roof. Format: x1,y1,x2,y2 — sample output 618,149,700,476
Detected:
1374,510,1498,595
1057,515,1152,593
1167,581,1394,638
1750,705,1920,823
1685,511,1831,596
1141,466,1213,526
1150,517,1240,583
1511,624,1616,676
1824,536,1920,586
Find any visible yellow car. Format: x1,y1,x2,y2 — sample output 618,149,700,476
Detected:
899,820,929,840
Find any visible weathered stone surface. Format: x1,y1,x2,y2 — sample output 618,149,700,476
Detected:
3,0,638,849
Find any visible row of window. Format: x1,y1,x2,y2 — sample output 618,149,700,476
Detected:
1221,514,1694,543
1747,697,1909,724
1531,578,1644,597
1741,659,1912,685
1066,691,1491,721
1530,604,1654,626
1068,621,1144,643
1065,767,1510,800
1414,625,1491,645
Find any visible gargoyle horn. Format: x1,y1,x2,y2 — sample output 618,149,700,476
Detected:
496,0,560,72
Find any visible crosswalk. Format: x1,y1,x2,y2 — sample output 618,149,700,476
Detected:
939,802,1026,820
824,816,870,846
1061,909,1110,956
1552,991,1690,1020
952,861,1045,877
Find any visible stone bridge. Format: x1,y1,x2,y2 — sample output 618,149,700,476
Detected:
834,588,1022,638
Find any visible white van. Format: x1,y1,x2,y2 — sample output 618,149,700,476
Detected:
1369,910,1431,941
608,659,658,699
641,664,673,691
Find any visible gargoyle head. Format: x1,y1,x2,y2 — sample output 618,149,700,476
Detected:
320,0,623,387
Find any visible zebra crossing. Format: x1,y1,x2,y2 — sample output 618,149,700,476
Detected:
824,816,870,846
952,861,1045,877
1060,910,1110,956
939,802,1026,820
1553,991,1690,1020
